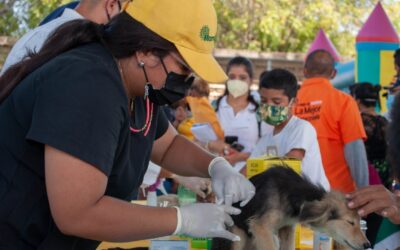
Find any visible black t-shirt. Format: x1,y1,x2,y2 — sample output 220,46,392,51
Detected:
0,43,169,249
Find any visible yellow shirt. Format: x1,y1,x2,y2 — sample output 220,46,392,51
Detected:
177,117,195,140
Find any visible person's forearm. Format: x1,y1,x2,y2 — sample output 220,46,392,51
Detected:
238,152,250,161
59,195,177,242
158,135,214,177
344,139,369,188
159,168,173,179
228,152,250,164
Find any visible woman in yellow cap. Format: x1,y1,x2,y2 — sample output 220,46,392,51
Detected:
0,0,255,248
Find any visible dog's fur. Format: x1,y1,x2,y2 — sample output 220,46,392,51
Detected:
212,166,370,250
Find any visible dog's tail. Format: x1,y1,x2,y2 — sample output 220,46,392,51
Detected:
211,237,232,250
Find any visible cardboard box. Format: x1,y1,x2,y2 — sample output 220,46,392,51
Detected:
246,156,302,178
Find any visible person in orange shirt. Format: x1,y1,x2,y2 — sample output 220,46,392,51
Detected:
294,49,368,193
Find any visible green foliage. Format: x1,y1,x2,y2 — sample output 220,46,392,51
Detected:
215,0,400,56
1,0,400,57
0,0,19,35
0,0,69,36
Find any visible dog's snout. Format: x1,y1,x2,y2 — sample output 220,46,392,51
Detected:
363,242,371,249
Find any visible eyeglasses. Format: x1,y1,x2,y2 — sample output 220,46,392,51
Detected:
169,52,193,75
119,0,132,12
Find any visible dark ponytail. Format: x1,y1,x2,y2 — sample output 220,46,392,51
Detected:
0,12,175,104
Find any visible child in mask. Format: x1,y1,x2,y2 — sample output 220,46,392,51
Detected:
249,69,330,190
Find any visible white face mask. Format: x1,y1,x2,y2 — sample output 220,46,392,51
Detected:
227,79,249,98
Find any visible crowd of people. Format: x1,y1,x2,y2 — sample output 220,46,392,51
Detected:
0,0,399,249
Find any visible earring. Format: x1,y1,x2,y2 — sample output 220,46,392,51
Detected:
117,60,123,75
139,61,145,68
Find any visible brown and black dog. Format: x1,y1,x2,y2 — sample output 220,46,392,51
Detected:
212,166,371,250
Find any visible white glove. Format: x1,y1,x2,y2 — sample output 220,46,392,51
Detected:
209,157,255,207
173,175,211,198
173,203,241,241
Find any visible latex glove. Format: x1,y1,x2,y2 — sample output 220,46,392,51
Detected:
174,203,241,241
173,175,211,198
209,157,255,207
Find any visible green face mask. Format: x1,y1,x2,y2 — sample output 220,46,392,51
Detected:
259,101,292,126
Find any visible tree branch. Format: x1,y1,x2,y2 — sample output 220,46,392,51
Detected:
0,0,18,16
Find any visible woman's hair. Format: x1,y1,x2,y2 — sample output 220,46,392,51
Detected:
226,56,254,79
349,82,381,108
388,93,400,179
215,56,258,112
0,12,176,103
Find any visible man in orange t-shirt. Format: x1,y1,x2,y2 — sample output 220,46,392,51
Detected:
295,50,368,193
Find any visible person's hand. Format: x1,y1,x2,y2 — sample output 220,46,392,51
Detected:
207,140,229,155
346,185,400,225
174,203,241,241
223,147,240,164
208,157,255,207
173,175,211,199
224,151,250,165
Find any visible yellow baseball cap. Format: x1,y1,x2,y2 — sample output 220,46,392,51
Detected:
125,0,227,83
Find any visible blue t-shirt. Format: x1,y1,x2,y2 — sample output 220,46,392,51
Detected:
39,1,80,25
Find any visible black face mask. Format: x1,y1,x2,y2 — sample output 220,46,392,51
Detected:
142,58,194,106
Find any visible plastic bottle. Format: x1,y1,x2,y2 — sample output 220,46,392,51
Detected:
360,220,373,250
313,231,332,250
147,190,157,207
360,220,367,235
146,179,160,207
177,185,197,206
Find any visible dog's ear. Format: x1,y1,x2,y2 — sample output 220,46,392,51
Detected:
299,200,329,224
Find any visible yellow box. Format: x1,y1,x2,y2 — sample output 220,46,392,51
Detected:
246,156,302,178
296,225,314,250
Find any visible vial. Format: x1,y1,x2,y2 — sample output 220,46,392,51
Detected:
313,231,332,250
360,220,373,250
360,220,367,235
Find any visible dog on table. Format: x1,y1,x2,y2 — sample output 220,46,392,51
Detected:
212,166,371,250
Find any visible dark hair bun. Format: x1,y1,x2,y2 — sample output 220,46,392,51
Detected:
374,85,382,92
352,82,381,107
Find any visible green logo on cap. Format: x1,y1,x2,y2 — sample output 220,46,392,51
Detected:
200,26,216,42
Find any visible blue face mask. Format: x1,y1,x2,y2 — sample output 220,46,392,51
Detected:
386,94,395,112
